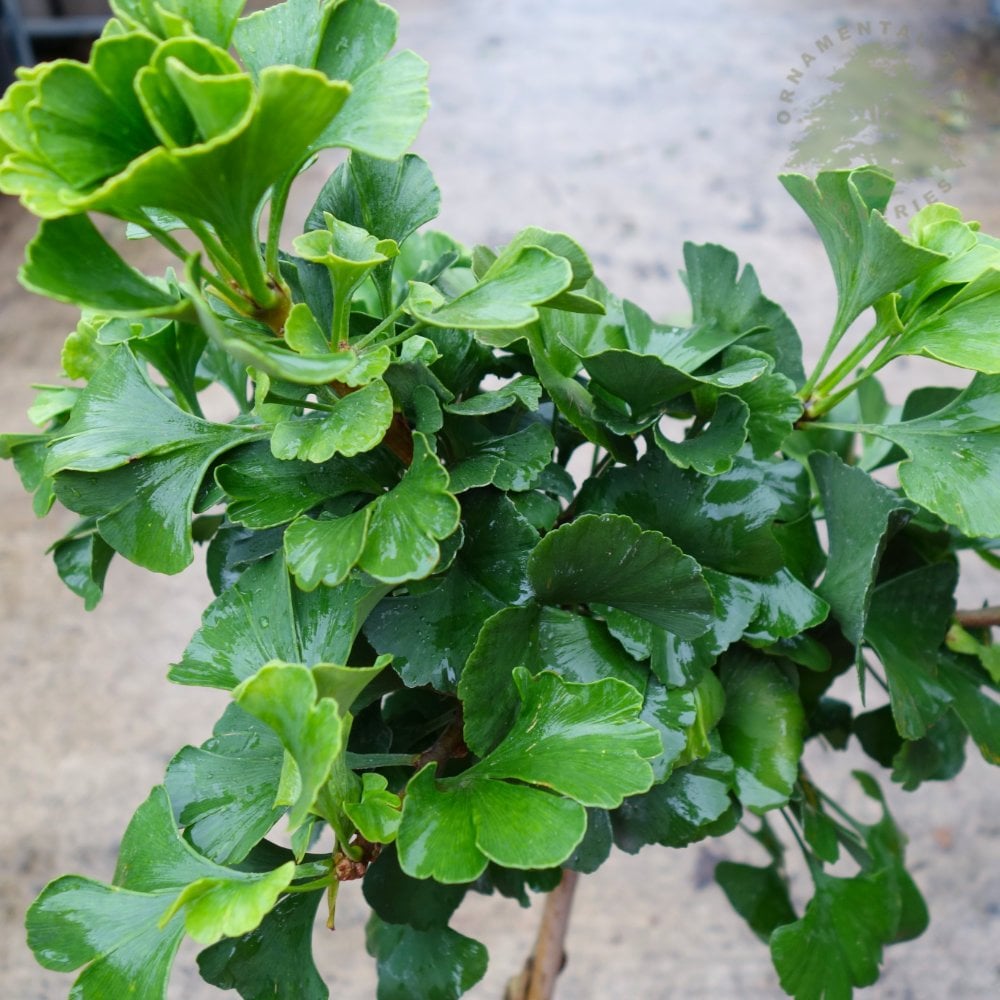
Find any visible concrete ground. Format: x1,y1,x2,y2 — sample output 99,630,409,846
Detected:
2,1,999,997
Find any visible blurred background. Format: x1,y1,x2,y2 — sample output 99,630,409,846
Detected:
1,0,999,996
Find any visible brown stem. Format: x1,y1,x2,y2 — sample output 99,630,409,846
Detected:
955,606,1000,628
506,869,580,1000
413,709,467,774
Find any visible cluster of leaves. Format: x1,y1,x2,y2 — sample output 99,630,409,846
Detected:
2,2,999,998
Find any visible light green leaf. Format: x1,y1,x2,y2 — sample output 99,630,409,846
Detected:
26,786,294,998
398,670,659,882
169,554,390,689
284,508,374,591
112,0,246,47
849,374,1000,537
234,662,345,833
779,167,943,344
366,914,487,1000
271,380,393,463
527,512,714,637
344,773,402,843
165,704,285,865
717,651,805,812
408,246,573,330
232,0,336,77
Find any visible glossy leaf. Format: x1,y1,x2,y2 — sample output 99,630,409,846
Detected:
612,751,738,852
577,449,787,577
365,490,537,689
655,393,750,475
849,374,1000,537
459,604,646,755
366,914,487,1000
50,529,115,611
197,890,327,1000
527,513,714,637
363,843,467,931
234,662,345,832
344,773,402,843
864,563,957,740
271,379,394,463
46,347,259,573
165,703,284,865
810,451,913,648
446,422,553,493
21,215,190,317
717,652,805,813
398,670,659,882
169,554,389,689
286,432,459,587
26,786,294,998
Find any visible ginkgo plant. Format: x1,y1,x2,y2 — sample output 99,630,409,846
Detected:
2,1,999,998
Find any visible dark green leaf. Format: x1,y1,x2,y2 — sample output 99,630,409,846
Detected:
656,394,750,475
50,529,115,611
810,452,913,649
446,421,553,493
197,890,327,1000
366,914,487,1000
612,751,738,852
528,513,713,637
864,563,957,739
715,862,796,942
363,844,467,931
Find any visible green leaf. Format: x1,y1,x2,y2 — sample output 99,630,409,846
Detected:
164,703,284,865
715,862,796,942
655,393,750,474
779,167,943,344
717,652,805,812
443,376,542,416
271,380,394,463
170,554,389,689
398,670,659,882
343,773,402,843
446,422,553,493
21,215,190,317
683,242,805,384
460,605,647,757
365,490,537,689
285,432,459,587
216,441,388,529
197,890,327,1000
313,0,429,159
527,513,713,637
612,751,737,852
50,529,115,611
46,347,258,574
308,151,440,247
770,870,897,999
364,844,467,933
366,914,487,1000
112,0,245,47
408,246,573,330
810,452,913,649
743,568,830,643
232,0,336,76
577,449,788,577
234,662,344,833
848,374,1000,537
864,563,957,740
26,787,294,998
